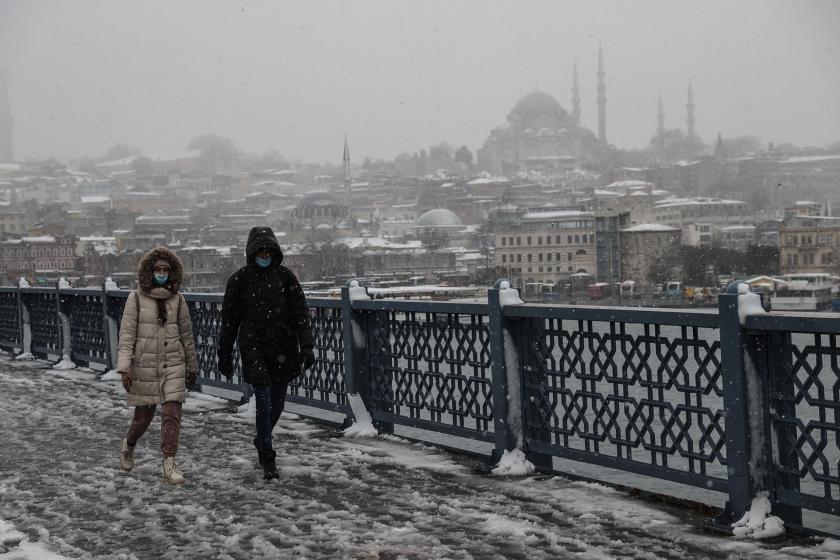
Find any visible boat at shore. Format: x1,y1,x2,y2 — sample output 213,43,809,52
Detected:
769,273,836,311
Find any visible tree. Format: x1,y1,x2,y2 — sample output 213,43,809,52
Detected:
132,156,154,176
454,145,473,166
100,143,141,162
722,135,762,157
187,133,239,171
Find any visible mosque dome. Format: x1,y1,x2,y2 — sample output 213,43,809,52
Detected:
512,91,567,119
414,208,463,228
297,191,343,208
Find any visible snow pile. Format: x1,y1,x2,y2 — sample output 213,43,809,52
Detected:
235,395,257,419
18,277,30,288
347,280,370,302
58,277,71,289
53,355,76,370
497,280,524,307
104,277,118,291
0,518,68,559
99,369,121,381
731,492,785,539
351,320,366,348
503,331,523,449
491,449,535,476
344,393,378,437
737,283,767,326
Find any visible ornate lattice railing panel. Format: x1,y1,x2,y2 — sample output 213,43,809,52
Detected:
752,320,840,518
364,305,494,440
21,290,61,359
509,306,727,491
65,292,110,368
287,300,347,412
0,288,21,351
184,297,245,392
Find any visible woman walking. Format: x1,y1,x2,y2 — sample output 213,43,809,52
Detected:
116,246,199,483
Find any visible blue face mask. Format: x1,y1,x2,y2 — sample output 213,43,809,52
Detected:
255,256,272,268
153,273,169,285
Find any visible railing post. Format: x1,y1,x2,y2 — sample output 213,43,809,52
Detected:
717,292,754,522
763,329,804,526
17,280,33,359
488,279,517,464
102,279,119,372
55,278,74,367
516,314,553,472
341,280,389,431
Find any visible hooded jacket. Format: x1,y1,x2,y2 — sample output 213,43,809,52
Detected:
116,246,199,406
218,227,314,385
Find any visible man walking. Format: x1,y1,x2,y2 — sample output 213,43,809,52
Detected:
218,226,315,479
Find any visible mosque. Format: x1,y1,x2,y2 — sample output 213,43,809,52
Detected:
476,48,607,174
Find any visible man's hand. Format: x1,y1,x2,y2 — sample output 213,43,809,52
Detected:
218,359,233,379
120,372,132,392
301,348,315,371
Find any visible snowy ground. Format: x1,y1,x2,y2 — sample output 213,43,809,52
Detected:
1,355,838,560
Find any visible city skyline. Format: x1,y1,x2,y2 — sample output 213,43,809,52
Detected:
0,0,838,164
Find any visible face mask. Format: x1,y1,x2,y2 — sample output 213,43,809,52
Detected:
255,256,272,268
153,273,169,285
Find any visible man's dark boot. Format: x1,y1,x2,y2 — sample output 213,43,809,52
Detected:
259,449,279,480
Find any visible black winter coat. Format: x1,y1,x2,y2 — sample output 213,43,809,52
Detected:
218,227,315,385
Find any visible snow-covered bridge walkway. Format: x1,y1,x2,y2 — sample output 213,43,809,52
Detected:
1,356,838,560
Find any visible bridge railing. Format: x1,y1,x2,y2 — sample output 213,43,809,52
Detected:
0,280,837,535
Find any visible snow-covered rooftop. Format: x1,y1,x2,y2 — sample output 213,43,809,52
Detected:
621,223,678,233
522,210,592,220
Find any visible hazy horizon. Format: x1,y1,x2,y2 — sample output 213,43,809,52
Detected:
1,0,838,165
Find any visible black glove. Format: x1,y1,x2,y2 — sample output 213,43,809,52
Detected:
300,348,315,371
218,359,233,379
186,370,198,385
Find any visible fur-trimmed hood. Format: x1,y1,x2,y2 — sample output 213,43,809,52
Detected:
137,246,183,294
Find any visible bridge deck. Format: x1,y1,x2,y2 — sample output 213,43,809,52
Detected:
0,356,835,559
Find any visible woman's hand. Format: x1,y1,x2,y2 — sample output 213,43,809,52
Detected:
120,372,132,392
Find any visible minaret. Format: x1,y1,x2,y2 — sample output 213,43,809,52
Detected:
571,59,581,126
343,136,352,214
657,92,665,154
0,70,13,162
596,44,607,145
686,79,696,141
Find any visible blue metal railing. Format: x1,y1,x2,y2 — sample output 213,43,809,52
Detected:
1,281,837,535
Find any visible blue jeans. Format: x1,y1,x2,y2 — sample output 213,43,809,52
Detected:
252,382,289,451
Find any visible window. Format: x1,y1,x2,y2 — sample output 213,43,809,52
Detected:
517,254,522,263
567,235,572,244
576,249,587,255
527,236,532,245
556,252,561,261
574,235,580,243
537,236,542,245
538,253,543,262
555,235,561,244
516,237,521,246
501,237,506,246
501,254,507,263
527,254,532,263
568,252,572,260
538,267,543,272
547,253,552,262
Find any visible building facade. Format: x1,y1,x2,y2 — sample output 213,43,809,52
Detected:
778,215,840,275
495,209,596,294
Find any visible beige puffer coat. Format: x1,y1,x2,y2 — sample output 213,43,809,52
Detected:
116,247,199,406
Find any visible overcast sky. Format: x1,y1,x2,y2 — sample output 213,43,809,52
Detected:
0,0,838,164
